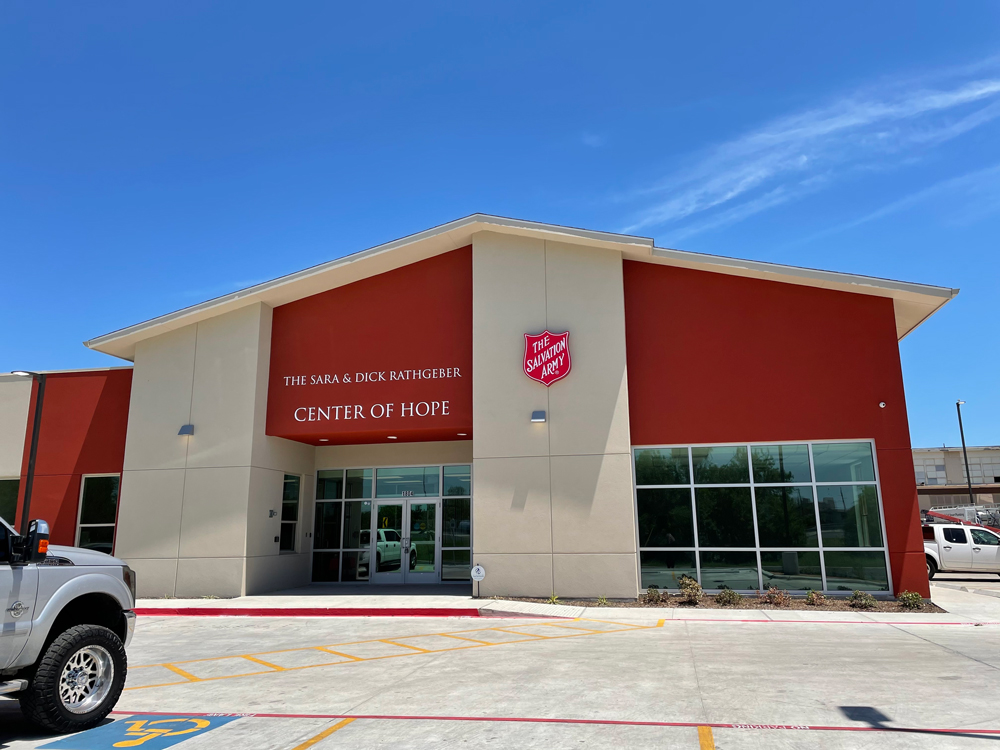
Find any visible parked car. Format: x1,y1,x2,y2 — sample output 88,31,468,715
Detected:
924,523,1000,578
375,528,402,571
0,516,136,733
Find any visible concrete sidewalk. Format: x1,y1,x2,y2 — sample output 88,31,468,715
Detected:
134,582,1000,624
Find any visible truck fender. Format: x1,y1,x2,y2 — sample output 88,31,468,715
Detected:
9,572,132,672
924,547,942,571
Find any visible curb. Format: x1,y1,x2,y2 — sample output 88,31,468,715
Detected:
133,607,483,618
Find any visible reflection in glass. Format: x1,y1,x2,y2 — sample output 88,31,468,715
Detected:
640,551,697,589
316,470,344,500
751,445,811,484
823,551,888,591
345,469,373,499
409,503,436,572
443,465,471,496
375,504,404,572
341,550,370,581
443,498,471,547
80,476,119,524
78,526,114,553
754,487,818,547
376,466,440,498
442,549,471,581
312,551,340,582
692,446,749,484
313,502,342,550
637,488,694,547
342,501,372,549
812,443,875,483
695,487,755,547
760,551,822,590
699,551,759,590
818,485,882,547
634,448,690,485
282,475,300,521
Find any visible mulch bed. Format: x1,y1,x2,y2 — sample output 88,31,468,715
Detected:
492,595,945,613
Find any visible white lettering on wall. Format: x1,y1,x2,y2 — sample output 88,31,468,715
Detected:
291,401,450,422
284,366,462,386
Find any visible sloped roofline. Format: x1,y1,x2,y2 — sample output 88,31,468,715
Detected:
85,213,957,361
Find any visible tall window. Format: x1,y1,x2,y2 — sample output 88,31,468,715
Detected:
0,479,18,526
441,465,472,581
633,441,889,593
77,475,120,554
280,475,300,552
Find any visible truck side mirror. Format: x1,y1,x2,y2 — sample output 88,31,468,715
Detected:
25,519,49,563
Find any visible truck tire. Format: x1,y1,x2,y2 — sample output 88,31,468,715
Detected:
20,624,127,734
926,556,937,580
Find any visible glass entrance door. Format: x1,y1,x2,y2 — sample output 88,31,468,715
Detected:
371,499,440,583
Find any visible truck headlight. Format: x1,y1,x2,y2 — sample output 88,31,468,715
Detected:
122,565,137,602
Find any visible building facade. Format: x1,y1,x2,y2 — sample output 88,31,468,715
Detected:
912,446,1000,509
1,215,957,599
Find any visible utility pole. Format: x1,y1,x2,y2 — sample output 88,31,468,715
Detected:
956,400,975,507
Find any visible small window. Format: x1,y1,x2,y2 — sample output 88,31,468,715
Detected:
77,475,120,554
971,529,1000,546
922,526,935,541
280,475,300,552
0,479,18,526
943,528,968,544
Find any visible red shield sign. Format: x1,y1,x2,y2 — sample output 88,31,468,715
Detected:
523,330,571,387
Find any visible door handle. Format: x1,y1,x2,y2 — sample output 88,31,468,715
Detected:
973,547,981,552
943,546,952,550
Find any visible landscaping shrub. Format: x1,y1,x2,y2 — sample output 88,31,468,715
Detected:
848,590,878,610
645,586,662,604
678,575,703,604
715,588,743,607
805,590,826,606
896,590,923,610
547,593,560,605
596,595,609,607
758,586,791,608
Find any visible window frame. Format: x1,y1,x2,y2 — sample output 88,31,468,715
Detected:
75,473,122,554
280,474,302,554
631,439,892,595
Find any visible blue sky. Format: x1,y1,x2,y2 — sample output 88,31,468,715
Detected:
2,2,998,447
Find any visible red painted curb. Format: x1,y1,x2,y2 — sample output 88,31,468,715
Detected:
133,607,482,618
109,710,1000,736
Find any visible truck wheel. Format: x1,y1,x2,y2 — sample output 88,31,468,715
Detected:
926,556,937,580
20,624,126,734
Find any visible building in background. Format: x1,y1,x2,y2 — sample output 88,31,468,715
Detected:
913,446,1000,510
1,215,959,600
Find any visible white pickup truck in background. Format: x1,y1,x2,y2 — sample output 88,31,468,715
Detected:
924,523,1000,578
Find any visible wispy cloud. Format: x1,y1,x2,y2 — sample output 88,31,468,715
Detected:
621,60,1000,238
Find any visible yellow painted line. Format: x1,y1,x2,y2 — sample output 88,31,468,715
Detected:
162,664,201,682
540,623,605,633
488,628,552,638
316,647,363,661
439,633,493,645
380,639,431,652
698,725,715,749
242,655,285,670
657,619,666,627
292,718,356,749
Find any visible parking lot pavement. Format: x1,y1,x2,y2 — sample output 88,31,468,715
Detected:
3,602,1000,750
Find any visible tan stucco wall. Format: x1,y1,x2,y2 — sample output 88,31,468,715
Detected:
471,232,638,598
0,378,32,478
117,303,316,597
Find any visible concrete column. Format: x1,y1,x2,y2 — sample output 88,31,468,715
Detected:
471,231,638,598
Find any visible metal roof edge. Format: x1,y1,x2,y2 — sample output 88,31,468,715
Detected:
85,214,654,353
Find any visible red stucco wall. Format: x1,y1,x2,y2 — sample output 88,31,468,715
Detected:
15,369,132,548
622,260,927,596
267,247,473,445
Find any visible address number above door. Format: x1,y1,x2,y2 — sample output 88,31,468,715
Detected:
523,330,571,387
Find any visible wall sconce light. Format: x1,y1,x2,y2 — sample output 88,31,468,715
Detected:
531,410,546,423
178,424,194,436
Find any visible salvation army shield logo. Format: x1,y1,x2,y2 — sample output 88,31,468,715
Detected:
523,330,571,386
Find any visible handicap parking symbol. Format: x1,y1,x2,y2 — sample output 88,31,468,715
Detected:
41,714,241,749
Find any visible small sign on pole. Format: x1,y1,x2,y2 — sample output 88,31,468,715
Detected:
471,564,486,581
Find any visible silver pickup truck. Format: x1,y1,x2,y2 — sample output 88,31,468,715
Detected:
0,516,136,733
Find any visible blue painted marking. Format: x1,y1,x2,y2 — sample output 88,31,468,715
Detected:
41,714,241,749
